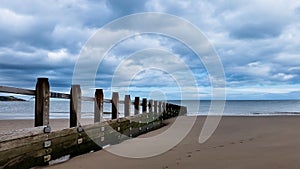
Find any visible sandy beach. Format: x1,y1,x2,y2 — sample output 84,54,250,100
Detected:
24,116,300,169
2,116,300,169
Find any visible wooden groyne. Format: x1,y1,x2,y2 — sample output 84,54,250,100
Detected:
0,78,187,169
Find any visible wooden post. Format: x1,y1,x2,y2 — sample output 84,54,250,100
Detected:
142,98,147,114
35,78,50,127
158,101,162,113
154,100,158,114
148,100,153,113
181,106,187,116
169,103,172,118
70,85,81,128
162,102,166,112
165,103,169,119
171,104,175,117
112,92,119,119
134,97,140,115
124,95,131,117
94,89,103,123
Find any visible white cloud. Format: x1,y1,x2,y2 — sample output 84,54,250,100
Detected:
272,73,295,81
275,53,300,66
51,25,96,48
227,85,300,95
232,62,272,77
47,48,73,61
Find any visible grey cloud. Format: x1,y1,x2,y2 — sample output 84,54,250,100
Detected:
106,0,146,16
229,22,283,39
0,0,109,52
1,0,300,99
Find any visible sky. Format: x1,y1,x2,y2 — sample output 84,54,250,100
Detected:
0,0,300,100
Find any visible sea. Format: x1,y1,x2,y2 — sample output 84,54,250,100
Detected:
0,100,300,120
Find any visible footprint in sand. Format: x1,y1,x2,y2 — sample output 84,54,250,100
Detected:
248,138,254,141
176,158,181,165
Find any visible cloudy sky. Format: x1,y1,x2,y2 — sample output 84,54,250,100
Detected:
0,0,300,100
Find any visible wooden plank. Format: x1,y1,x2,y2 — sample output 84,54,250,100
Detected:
104,99,111,103
111,92,119,119
94,89,103,123
124,95,131,117
0,112,166,169
35,78,50,127
0,86,35,96
50,92,70,99
0,126,45,143
81,96,94,102
70,85,81,127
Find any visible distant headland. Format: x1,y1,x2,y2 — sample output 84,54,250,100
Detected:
0,96,26,101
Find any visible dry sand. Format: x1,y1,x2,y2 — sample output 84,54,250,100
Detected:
2,116,300,169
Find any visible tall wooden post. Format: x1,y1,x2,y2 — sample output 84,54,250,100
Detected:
154,100,158,114
112,92,119,119
142,98,147,114
158,101,162,113
166,103,170,118
134,97,140,115
124,95,131,117
170,104,174,117
148,100,153,113
70,85,81,128
94,89,103,123
162,102,166,119
35,78,50,127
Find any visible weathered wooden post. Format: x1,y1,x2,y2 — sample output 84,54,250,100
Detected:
124,95,131,117
169,103,173,117
112,92,119,119
162,102,166,113
154,100,158,114
35,78,50,127
165,103,169,119
148,99,153,113
70,85,81,128
134,97,140,115
158,101,162,113
169,104,173,117
142,98,147,114
94,89,103,123
181,106,187,116
170,104,175,117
